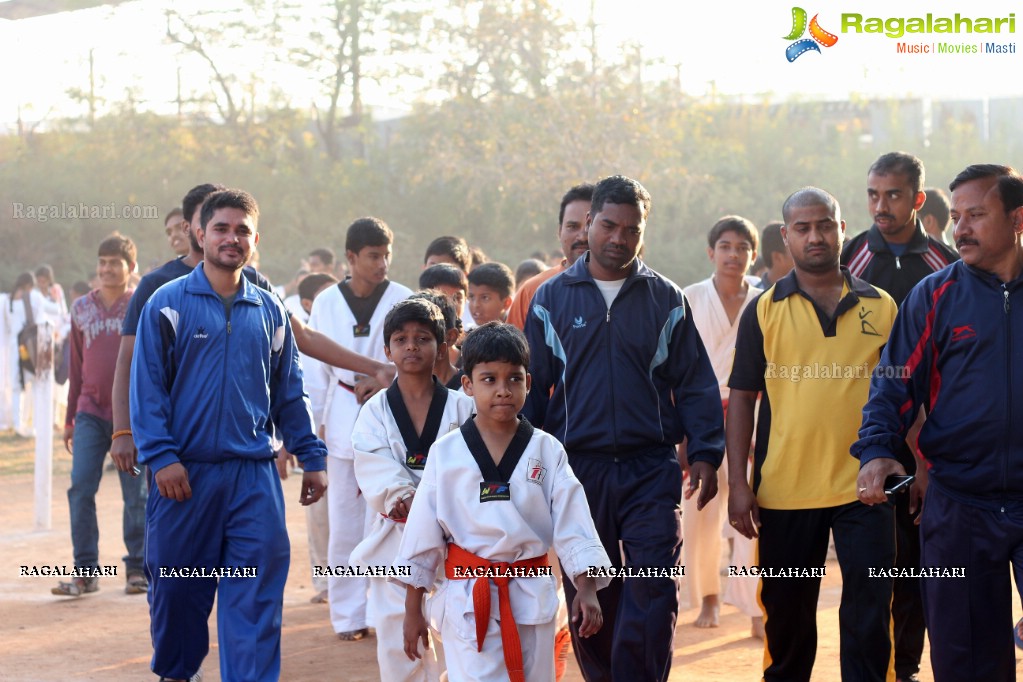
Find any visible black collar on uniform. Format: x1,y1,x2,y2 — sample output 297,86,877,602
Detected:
772,266,881,337
866,219,932,255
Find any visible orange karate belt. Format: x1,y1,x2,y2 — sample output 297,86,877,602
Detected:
444,543,550,682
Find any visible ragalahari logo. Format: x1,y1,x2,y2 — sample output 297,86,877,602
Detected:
784,7,839,61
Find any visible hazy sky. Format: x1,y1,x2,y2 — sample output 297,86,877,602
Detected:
1,0,1021,128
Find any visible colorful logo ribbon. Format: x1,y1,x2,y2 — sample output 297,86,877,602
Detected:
784,7,838,62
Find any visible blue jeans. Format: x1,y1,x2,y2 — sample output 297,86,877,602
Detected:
67,412,147,573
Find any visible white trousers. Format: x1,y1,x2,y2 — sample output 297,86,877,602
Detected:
682,462,728,603
369,578,441,681
326,455,370,632
441,612,555,682
305,494,330,592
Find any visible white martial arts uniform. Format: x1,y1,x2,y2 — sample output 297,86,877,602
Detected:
393,418,612,682
351,381,475,682
306,279,413,633
681,277,760,612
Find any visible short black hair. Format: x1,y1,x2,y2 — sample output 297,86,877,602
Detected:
98,232,137,265
164,207,183,225
559,183,595,227
424,235,471,273
409,290,461,334
298,272,339,302
383,298,446,347
918,188,951,228
782,187,841,224
182,183,227,224
35,264,54,281
949,164,1023,213
515,258,547,287
707,215,759,251
308,247,336,267
869,152,925,194
419,263,468,292
467,262,515,300
591,175,651,220
460,322,529,378
759,222,786,263
346,217,393,253
199,189,260,230
469,246,489,270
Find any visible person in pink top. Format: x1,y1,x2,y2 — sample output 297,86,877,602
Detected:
53,233,147,597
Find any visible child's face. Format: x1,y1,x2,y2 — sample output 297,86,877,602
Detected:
707,229,756,278
384,321,441,376
347,244,391,287
468,284,511,326
462,361,530,424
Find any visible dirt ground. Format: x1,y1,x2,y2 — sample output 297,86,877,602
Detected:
2,432,1021,681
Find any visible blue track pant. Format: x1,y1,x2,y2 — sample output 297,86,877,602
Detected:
145,459,290,682
561,447,683,682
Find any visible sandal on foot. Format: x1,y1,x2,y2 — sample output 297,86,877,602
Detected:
51,576,99,597
337,628,369,641
125,571,149,594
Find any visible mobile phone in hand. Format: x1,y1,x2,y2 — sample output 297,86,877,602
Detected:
883,474,915,496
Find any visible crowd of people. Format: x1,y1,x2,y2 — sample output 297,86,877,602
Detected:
4,151,1022,682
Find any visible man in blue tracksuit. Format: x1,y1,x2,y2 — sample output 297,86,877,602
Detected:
131,188,328,682
523,175,725,682
853,164,1023,682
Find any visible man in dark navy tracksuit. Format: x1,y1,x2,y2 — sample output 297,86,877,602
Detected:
132,189,328,682
523,175,724,682
841,152,957,682
855,164,1023,682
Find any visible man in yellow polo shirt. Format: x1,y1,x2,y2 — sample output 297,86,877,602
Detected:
726,187,898,682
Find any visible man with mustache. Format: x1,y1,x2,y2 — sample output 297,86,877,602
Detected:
729,187,898,682
131,189,328,682
507,183,594,330
841,151,957,682
524,175,724,682
854,164,1023,681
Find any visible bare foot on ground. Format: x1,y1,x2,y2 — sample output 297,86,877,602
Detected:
694,595,720,628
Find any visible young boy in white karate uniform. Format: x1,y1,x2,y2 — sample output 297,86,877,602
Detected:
351,298,476,681
395,322,612,682
681,216,763,636
305,217,413,640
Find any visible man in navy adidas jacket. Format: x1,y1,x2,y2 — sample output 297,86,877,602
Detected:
523,174,724,682
132,189,327,682
853,164,1023,682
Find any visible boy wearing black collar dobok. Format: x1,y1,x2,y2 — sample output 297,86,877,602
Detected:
350,298,475,681
394,322,611,682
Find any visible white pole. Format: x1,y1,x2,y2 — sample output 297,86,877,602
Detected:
33,321,54,531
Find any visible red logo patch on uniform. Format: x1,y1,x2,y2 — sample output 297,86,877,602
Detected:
527,458,546,486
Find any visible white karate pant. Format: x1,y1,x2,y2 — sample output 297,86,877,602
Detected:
682,462,728,603
326,455,370,632
441,613,555,682
305,494,330,593
369,578,441,681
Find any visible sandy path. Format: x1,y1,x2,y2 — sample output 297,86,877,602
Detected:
2,433,1019,680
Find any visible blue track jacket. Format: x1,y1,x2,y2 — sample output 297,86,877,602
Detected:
522,254,724,466
852,260,1023,510
130,263,326,474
